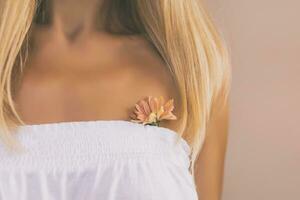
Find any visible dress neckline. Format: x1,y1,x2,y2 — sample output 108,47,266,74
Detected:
18,119,191,154
20,119,176,134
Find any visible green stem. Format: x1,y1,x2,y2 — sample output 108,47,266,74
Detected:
149,121,160,127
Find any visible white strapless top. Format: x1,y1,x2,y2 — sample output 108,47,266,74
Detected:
0,120,198,200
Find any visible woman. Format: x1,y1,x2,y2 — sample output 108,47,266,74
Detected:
0,0,231,199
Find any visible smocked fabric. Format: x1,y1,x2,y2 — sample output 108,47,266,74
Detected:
0,120,198,200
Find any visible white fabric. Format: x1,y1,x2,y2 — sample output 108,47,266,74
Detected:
0,120,198,200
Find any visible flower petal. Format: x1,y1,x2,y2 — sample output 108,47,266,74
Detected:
130,119,142,123
140,99,151,115
156,106,165,119
137,113,147,121
160,112,177,120
158,96,164,108
149,96,156,112
135,104,144,114
164,99,175,112
152,97,160,113
131,96,177,126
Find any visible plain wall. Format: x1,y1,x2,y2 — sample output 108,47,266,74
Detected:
206,0,300,199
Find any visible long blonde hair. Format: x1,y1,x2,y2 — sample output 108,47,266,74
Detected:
0,0,231,182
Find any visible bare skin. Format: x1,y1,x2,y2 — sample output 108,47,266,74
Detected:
195,100,229,200
15,1,229,199
16,0,179,131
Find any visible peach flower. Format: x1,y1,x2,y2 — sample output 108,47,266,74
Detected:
130,96,177,126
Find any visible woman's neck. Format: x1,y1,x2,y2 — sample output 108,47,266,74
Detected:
51,0,103,41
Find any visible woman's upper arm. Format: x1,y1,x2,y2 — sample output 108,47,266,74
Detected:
194,100,229,200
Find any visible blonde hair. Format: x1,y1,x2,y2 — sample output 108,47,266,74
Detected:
0,0,231,183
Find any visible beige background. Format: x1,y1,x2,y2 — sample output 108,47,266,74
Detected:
206,0,300,199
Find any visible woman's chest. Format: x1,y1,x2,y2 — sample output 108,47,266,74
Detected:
14,72,140,123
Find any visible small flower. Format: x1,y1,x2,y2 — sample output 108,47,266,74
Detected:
130,96,177,126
